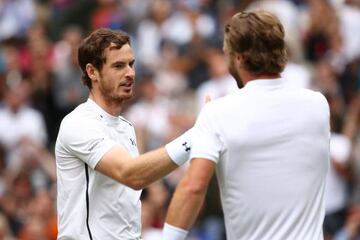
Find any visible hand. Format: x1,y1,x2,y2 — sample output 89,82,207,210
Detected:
204,95,212,104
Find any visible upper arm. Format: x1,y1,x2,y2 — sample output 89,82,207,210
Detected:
182,158,216,194
95,145,134,185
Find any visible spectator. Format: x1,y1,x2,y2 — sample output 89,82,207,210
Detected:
196,49,237,110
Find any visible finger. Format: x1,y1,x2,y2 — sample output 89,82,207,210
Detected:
205,95,212,104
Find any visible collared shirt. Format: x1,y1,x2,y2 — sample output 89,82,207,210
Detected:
191,78,330,240
56,99,141,240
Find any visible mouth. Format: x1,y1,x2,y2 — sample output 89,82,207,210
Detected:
120,81,134,88
119,81,134,93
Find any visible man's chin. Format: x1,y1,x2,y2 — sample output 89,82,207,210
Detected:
117,92,133,101
106,93,133,104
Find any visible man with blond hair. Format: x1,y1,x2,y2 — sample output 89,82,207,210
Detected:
163,11,330,240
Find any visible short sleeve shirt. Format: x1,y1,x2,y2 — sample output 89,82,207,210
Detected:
56,99,141,240
190,79,330,240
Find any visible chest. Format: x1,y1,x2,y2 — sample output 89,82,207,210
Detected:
103,122,139,157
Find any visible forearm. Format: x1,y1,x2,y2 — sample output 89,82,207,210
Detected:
128,148,178,189
164,158,215,240
96,129,193,189
126,129,194,189
166,177,207,229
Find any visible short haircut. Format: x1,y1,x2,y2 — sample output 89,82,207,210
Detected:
78,28,131,89
224,11,288,75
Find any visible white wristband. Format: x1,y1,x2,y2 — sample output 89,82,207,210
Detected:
162,223,189,240
165,129,193,166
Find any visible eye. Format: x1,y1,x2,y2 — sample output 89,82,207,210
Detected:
114,63,125,69
129,60,135,68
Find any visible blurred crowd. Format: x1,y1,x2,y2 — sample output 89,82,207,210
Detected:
0,0,359,239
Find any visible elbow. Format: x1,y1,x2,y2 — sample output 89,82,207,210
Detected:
181,179,208,197
126,180,146,191
119,170,146,190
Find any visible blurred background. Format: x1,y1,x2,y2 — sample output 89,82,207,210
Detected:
0,0,359,239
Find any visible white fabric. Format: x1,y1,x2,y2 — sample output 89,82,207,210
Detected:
165,129,193,166
196,74,238,110
142,228,162,240
190,78,330,240
162,223,188,240
0,106,47,151
324,133,351,214
56,99,142,240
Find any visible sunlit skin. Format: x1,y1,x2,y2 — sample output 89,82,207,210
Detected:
86,43,135,116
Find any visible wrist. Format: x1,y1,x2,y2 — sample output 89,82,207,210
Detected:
162,223,188,240
165,129,193,166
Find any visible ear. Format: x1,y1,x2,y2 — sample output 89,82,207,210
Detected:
235,53,244,69
85,63,100,82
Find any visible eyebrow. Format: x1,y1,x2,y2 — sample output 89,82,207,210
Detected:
110,59,135,67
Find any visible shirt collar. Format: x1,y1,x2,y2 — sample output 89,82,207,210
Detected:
243,78,284,90
86,98,120,125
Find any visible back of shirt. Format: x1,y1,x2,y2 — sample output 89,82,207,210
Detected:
190,79,330,240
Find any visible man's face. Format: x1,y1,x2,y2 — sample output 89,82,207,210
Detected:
97,43,135,103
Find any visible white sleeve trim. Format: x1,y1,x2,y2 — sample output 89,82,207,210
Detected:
190,152,218,163
88,140,118,169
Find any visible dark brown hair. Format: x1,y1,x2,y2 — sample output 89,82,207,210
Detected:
224,11,288,75
78,28,131,89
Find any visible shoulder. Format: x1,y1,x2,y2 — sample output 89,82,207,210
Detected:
58,104,104,142
196,95,234,123
61,104,94,128
297,88,329,109
205,90,242,110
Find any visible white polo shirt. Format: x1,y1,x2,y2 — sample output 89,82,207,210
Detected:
56,99,141,240
190,79,330,240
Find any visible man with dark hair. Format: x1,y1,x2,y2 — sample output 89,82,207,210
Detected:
55,28,193,239
163,11,330,240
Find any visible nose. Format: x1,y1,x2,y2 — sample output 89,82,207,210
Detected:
125,65,135,80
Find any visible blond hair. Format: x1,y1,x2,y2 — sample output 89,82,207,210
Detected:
224,11,288,75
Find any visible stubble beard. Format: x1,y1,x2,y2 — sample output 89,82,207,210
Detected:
229,60,244,88
99,81,133,106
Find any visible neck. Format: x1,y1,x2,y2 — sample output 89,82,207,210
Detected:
89,91,124,117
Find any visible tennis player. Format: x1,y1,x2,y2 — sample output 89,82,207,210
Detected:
163,11,330,240
55,29,192,239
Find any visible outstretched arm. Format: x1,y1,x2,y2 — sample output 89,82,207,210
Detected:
95,131,192,190
163,158,215,240
95,96,210,189
96,147,177,190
